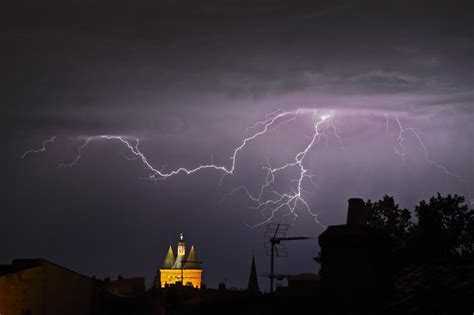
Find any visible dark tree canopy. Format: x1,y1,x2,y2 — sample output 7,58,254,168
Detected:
415,193,474,258
365,193,474,259
365,195,412,249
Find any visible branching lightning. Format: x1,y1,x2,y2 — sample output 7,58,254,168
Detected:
20,108,474,227
389,114,473,205
393,116,453,176
222,110,340,227
20,136,56,159
39,109,340,226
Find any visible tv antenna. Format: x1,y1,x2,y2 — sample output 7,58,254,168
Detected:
264,223,313,293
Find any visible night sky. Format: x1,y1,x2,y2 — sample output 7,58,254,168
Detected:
2,0,473,290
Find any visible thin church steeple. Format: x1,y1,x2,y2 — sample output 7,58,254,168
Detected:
247,254,260,294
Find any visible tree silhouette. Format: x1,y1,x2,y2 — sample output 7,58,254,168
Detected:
365,195,412,250
414,193,474,258
364,193,473,259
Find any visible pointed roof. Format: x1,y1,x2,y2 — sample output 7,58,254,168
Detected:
184,245,201,269
162,245,175,269
247,255,260,294
172,254,184,269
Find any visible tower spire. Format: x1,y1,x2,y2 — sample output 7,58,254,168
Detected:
247,254,260,294
184,245,201,269
162,245,175,269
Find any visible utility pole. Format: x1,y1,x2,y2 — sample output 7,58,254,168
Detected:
270,239,274,293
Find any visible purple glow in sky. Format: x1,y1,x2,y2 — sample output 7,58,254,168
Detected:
2,0,473,290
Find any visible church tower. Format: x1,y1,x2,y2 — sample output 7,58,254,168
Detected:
155,233,202,288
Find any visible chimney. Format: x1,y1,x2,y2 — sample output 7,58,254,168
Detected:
346,198,367,226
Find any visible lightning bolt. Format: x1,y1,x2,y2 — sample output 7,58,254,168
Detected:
21,108,474,227
223,110,341,228
389,115,473,205
47,109,340,227
58,137,93,168
59,109,327,179
20,136,56,159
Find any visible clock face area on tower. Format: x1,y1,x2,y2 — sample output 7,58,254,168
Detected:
155,234,202,288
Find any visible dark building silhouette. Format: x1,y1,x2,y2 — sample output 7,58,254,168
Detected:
0,259,101,315
100,276,149,315
0,259,156,315
287,273,320,292
388,258,474,313
319,198,391,308
247,255,260,294
105,277,145,297
317,197,474,313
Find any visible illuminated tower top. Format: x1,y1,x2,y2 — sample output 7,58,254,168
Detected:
156,233,202,288
172,233,186,269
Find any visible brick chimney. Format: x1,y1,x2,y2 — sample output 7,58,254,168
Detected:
346,198,367,225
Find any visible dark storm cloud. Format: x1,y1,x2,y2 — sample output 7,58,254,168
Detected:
1,0,473,289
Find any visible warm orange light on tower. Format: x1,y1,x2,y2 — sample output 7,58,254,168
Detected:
157,234,202,288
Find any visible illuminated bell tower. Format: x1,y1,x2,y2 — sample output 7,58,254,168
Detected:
172,233,186,269
178,233,185,256
158,233,202,288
